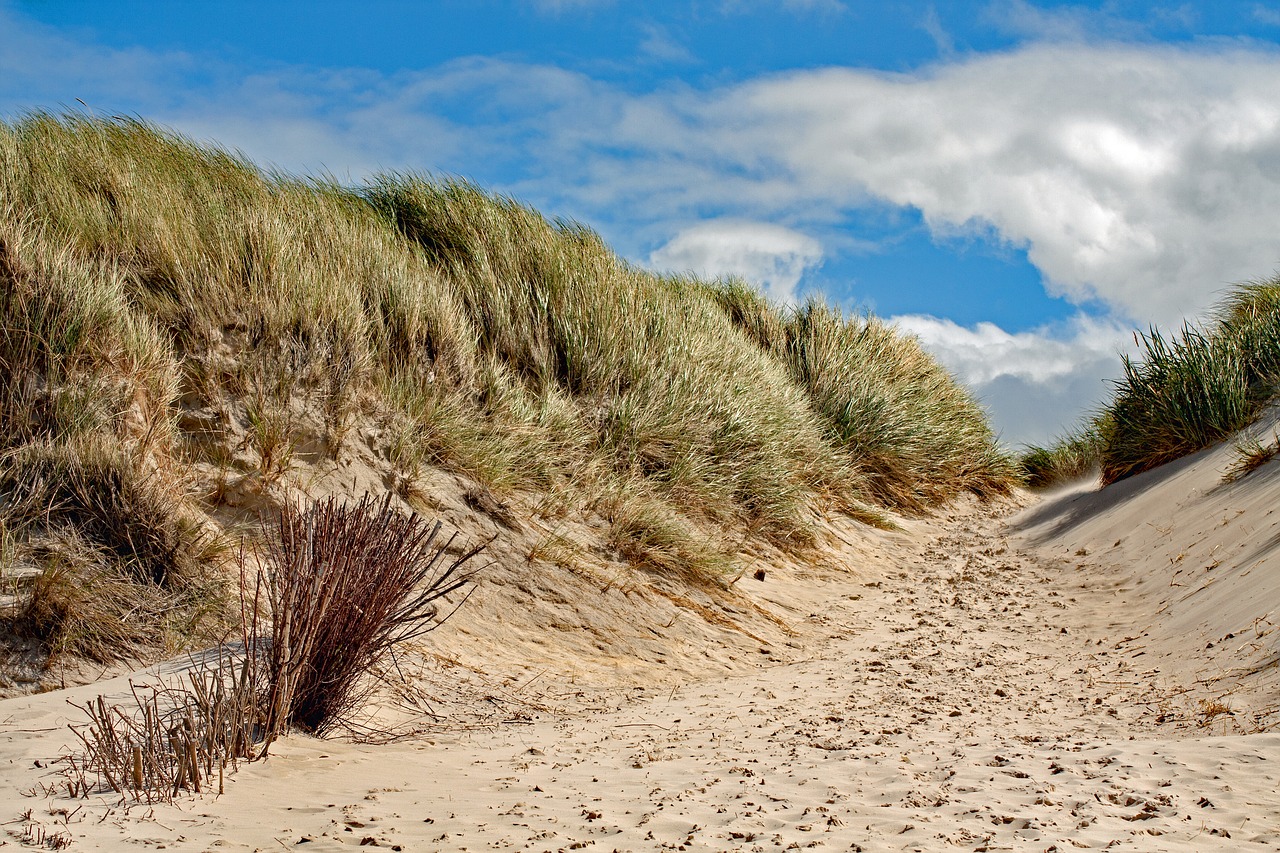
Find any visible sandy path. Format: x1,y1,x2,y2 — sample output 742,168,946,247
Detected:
5,500,1279,851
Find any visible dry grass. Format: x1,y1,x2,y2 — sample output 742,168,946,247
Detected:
1223,433,1280,482
65,653,258,803
0,112,1017,664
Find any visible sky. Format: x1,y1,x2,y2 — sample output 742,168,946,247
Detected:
4,1,1280,445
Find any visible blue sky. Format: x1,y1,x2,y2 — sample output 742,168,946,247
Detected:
4,1,1280,444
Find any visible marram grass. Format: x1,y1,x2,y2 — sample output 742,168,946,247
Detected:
0,113,1015,659
1025,278,1280,488
1098,280,1280,484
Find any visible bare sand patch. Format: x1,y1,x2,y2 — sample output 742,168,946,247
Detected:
4,482,1279,851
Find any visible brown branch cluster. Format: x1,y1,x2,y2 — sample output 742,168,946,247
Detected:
63,493,486,802
251,492,485,742
65,652,257,804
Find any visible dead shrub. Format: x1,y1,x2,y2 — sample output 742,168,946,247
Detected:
65,651,259,803
250,493,485,743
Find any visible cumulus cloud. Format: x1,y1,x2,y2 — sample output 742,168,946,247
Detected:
894,314,1138,445
648,220,823,304
676,44,1280,327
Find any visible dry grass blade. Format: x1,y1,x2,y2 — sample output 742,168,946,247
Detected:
63,650,259,804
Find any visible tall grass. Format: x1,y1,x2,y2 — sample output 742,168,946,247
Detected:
0,111,1015,657
705,282,1015,509
1017,420,1106,488
1096,280,1280,484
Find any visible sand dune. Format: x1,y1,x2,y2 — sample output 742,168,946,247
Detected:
1013,407,1280,733
5,438,1280,850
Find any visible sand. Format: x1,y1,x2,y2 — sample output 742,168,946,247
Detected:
5,426,1280,850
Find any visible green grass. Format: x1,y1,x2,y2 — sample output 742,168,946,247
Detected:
0,112,1017,662
1097,279,1280,484
1024,279,1280,489
1018,420,1106,488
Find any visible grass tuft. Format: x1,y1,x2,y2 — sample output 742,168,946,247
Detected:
1018,421,1106,488
1223,432,1280,483
1096,279,1280,484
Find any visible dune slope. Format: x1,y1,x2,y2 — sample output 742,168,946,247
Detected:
4,486,1279,851
1012,408,1280,731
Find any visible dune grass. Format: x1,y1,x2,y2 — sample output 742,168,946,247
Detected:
1023,279,1280,488
705,282,1015,510
1017,421,1106,489
1097,279,1280,484
0,113,1016,661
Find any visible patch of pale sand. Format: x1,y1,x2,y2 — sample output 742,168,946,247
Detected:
1011,406,1280,732
4,494,1280,851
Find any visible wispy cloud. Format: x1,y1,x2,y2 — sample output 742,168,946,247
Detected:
920,5,956,57
528,0,615,14
648,220,823,304
718,0,848,16
781,0,848,15
1254,4,1280,27
982,0,1152,42
638,22,697,65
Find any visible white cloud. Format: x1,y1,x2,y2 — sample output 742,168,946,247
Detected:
920,6,956,57
529,0,615,13
720,0,848,15
638,23,697,64
982,0,1162,42
780,0,848,14
1253,5,1280,27
893,314,1137,445
648,220,823,304
666,43,1280,326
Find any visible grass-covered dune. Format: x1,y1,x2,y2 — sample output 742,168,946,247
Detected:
1021,280,1280,487
0,113,1014,664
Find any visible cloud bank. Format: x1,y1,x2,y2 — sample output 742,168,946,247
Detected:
893,314,1137,445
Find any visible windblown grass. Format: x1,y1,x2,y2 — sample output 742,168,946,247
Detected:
0,112,1015,662
704,286,1015,510
1018,420,1106,489
1097,279,1280,484
1224,432,1280,483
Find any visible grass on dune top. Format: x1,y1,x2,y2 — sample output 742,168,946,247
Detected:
0,112,1014,659
1020,279,1280,488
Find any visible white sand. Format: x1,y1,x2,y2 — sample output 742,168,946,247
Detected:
5,427,1280,851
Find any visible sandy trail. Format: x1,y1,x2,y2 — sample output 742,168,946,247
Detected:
4,498,1279,851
